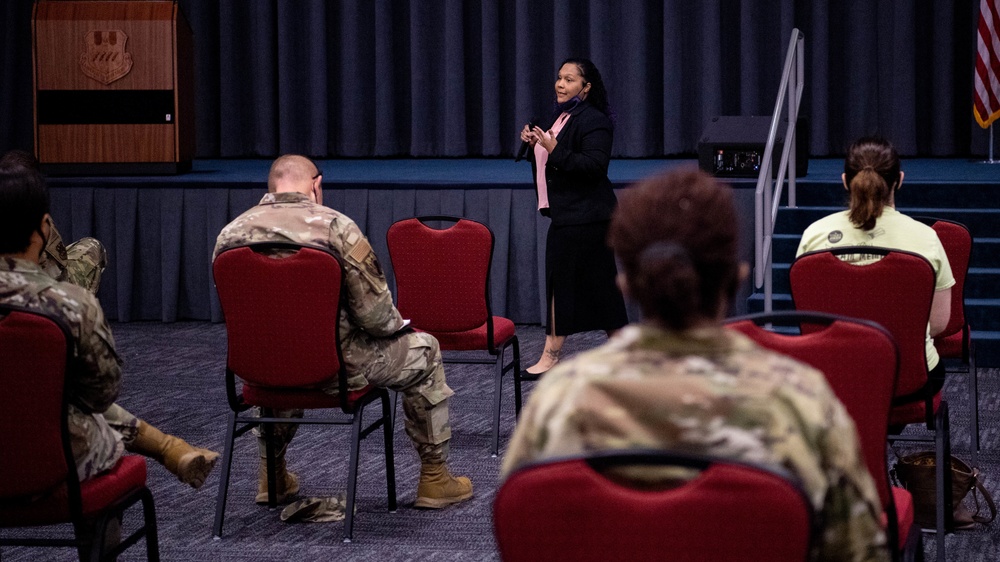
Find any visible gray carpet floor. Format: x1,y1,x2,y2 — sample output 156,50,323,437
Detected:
2,322,999,561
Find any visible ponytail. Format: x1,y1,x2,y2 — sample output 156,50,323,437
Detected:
847,168,891,230
844,137,901,231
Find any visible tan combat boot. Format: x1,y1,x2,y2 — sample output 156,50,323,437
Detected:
256,457,300,505
130,421,220,489
414,463,473,509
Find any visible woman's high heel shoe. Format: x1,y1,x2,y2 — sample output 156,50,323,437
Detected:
519,363,555,381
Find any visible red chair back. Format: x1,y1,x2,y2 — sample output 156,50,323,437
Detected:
915,217,971,340
387,216,494,333
1,305,157,558
789,247,935,400
213,244,346,389
726,312,898,511
494,451,814,562
0,306,74,500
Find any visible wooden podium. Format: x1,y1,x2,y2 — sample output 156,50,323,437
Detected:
32,0,194,174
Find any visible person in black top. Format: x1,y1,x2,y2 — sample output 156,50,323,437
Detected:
519,57,628,377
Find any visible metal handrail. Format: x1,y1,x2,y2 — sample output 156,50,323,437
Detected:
754,28,805,312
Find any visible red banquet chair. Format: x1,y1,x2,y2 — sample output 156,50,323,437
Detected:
727,311,920,561
387,216,521,456
915,217,978,468
790,247,951,561
212,243,396,543
494,450,815,562
0,304,159,562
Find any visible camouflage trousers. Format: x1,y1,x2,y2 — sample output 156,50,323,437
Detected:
39,216,107,294
69,403,140,481
257,331,453,465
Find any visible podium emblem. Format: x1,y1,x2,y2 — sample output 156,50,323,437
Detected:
79,30,133,85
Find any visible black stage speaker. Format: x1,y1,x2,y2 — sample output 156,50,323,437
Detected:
698,116,809,178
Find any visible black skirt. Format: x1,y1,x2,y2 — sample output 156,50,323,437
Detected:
545,220,629,336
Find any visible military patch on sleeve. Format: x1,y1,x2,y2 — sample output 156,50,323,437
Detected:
347,237,373,263
364,252,384,277
347,237,384,278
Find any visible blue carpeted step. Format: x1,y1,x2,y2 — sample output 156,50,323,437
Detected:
970,330,1000,367
965,268,1000,300
776,207,1000,238
965,299,1000,331
782,181,1000,209
762,264,791,294
770,233,801,263
744,293,793,314
971,238,1000,267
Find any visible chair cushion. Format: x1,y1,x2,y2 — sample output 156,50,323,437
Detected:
933,330,963,359
892,486,915,549
889,392,942,425
0,455,147,527
242,384,376,410
424,316,516,351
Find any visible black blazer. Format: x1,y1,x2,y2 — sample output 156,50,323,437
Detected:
530,101,617,226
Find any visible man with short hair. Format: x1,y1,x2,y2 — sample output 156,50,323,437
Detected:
213,154,473,509
0,162,219,488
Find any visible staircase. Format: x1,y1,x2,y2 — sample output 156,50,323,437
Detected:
748,177,1000,367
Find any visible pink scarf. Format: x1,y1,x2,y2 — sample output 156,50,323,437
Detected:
533,112,571,210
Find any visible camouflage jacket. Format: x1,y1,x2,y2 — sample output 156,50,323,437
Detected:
0,257,124,479
501,323,889,562
39,215,69,281
213,192,406,390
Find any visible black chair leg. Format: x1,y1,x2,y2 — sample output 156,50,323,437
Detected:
491,351,504,457
71,518,93,562
934,401,950,562
969,345,979,468
142,488,160,562
343,405,366,543
511,338,523,416
212,411,239,538
380,392,397,512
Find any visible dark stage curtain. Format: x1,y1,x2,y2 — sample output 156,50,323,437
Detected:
1,0,989,158
45,182,553,324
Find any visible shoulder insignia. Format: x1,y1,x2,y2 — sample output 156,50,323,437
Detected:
347,237,373,263
346,236,385,278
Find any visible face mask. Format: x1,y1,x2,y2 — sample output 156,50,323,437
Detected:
36,227,48,249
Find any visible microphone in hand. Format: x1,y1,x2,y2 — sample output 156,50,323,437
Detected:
515,117,539,162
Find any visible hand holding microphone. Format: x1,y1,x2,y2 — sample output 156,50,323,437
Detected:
515,117,539,162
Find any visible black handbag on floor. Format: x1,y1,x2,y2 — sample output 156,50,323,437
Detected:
893,452,996,530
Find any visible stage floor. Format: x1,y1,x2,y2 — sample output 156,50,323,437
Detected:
46,157,1000,189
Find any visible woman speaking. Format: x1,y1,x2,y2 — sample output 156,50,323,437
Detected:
520,57,628,378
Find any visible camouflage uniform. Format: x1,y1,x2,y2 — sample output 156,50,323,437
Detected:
213,192,453,464
502,324,889,562
38,216,107,294
0,257,139,481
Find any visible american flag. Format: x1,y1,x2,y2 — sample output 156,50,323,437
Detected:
975,0,1000,128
